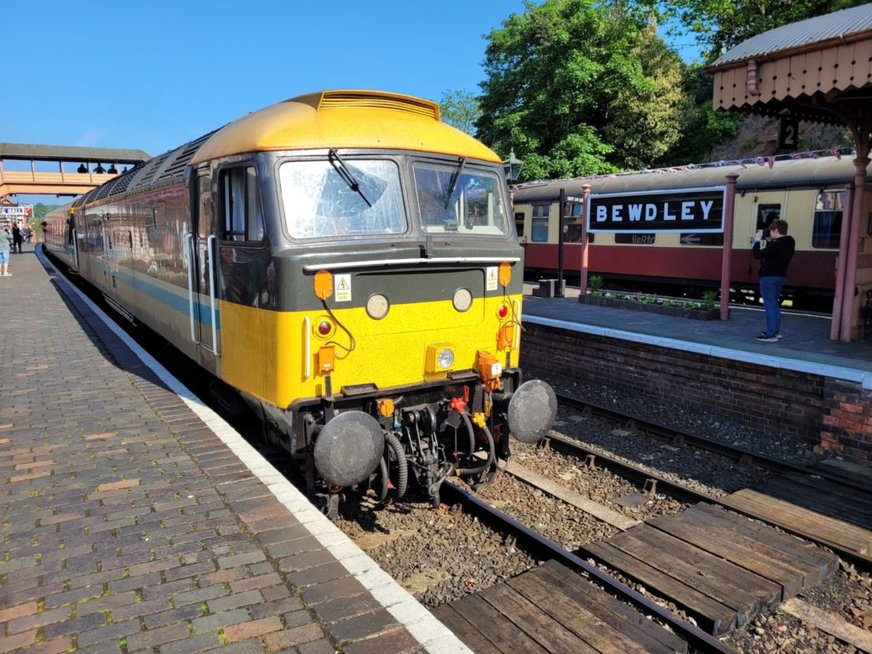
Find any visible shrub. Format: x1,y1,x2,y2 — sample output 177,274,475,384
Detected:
701,290,718,310
588,274,604,295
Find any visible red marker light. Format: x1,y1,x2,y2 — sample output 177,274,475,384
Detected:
317,321,332,336
498,305,509,319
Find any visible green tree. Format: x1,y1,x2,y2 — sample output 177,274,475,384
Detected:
33,203,59,220
658,63,742,165
649,0,864,62
438,89,481,136
476,0,686,180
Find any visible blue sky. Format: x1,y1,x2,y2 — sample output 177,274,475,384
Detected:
4,1,699,205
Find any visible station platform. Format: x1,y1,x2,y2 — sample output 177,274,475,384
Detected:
0,244,469,654
522,284,872,389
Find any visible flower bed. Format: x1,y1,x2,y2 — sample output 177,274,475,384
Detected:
578,293,720,320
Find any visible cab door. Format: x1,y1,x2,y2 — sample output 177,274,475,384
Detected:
185,167,220,373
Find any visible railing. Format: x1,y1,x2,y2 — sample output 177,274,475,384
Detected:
0,170,116,195
0,170,116,184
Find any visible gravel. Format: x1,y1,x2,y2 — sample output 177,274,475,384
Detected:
332,370,872,654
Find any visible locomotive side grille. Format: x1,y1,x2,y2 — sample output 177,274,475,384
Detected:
318,91,440,121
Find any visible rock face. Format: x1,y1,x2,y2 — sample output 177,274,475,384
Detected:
709,115,851,161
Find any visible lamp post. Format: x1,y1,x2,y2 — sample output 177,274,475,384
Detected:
503,150,523,183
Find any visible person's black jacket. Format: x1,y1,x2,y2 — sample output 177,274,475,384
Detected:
752,235,795,277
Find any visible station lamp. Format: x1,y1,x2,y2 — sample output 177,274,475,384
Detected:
503,150,523,183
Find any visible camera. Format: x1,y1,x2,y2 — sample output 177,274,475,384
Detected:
762,228,771,239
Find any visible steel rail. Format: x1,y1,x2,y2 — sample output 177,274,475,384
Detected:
554,391,872,568
556,390,870,493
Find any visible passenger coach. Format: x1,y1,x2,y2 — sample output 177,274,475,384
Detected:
513,154,864,308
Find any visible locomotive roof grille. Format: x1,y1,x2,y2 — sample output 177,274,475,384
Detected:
130,150,174,191
316,91,440,121
93,177,116,201
156,131,217,183
108,167,137,195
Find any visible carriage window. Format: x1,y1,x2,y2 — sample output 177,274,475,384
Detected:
514,212,525,238
414,162,508,235
563,202,583,243
220,166,264,243
531,205,549,242
280,159,405,239
756,204,780,231
151,204,165,230
812,190,844,249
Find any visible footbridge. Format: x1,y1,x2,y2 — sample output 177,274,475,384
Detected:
0,143,150,198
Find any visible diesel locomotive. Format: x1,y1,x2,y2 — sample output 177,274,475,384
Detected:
44,90,556,515
513,154,866,308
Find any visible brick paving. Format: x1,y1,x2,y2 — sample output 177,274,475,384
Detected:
0,245,468,654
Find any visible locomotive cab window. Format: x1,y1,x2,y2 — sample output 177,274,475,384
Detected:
280,158,405,239
812,190,844,249
413,162,509,236
220,166,264,243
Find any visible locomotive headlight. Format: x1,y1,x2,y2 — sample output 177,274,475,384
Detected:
437,348,454,369
425,343,456,374
452,288,473,312
366,293,390,320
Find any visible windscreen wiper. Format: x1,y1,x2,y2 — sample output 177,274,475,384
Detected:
444,156,467,208
328,149,372,207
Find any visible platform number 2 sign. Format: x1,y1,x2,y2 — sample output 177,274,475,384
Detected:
778,117,799,151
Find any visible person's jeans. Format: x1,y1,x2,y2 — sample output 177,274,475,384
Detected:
759,275,785,335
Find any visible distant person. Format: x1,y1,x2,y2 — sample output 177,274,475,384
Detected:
11,223,22,253
95,163,106,174
752,219,795,342
77,163,87,173
107,164,118,174
0,226,12,276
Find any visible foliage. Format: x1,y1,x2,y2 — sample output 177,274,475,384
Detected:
476,0,686,179
701,290,718,310
640,0,865,63
656,63,742,165
438,89,481,136
33,203,59,220
588,274,604,294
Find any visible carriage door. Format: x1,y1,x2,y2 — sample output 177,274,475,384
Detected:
185,167,220,370
67,210,80,272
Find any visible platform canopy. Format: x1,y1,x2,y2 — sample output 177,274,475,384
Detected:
705,3,872,131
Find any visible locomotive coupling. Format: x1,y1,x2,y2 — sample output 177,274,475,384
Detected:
496,379,557,443
313,411,384,487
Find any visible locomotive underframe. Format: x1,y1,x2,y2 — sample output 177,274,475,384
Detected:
248,368,524,513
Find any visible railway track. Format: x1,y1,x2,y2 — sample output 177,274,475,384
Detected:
437,481,728,653
551,391,872,566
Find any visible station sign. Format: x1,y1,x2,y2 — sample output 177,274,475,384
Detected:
587,187,725,234
0,205,32,220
